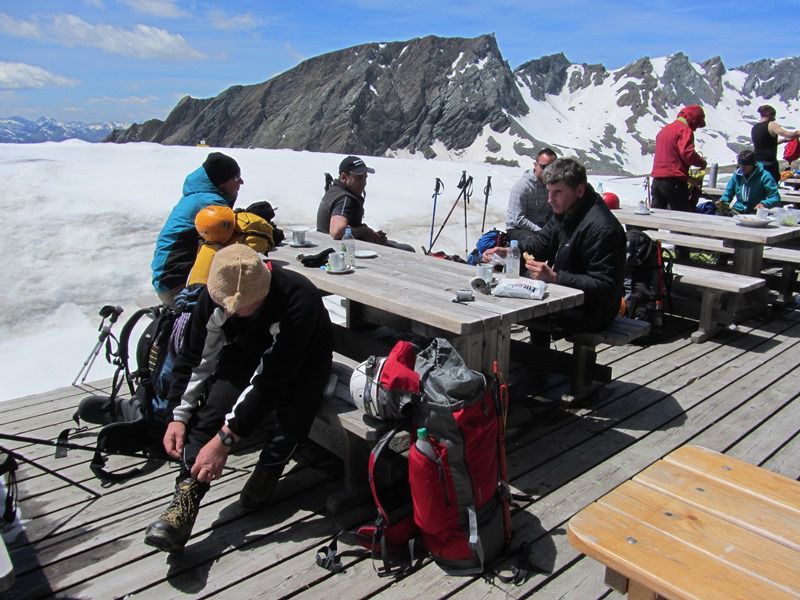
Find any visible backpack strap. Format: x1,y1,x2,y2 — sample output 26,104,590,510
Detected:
0,452,18,524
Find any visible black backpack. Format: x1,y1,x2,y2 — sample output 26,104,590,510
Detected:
624,230,673,337
64,304,184,482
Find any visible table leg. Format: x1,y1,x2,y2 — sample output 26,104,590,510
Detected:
729,240,763,277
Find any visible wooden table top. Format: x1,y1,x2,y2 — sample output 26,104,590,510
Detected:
568,445,800,600
614,206,800,245
268,230,584,336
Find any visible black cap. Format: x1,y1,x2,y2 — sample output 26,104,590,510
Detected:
737,150,756,167
203,152,241,187
339,155,375,175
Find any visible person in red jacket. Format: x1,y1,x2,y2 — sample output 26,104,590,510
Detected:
650,105,707,211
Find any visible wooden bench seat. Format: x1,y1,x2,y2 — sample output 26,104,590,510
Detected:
648,230,800,303
564,317,651,401
670,263,765,342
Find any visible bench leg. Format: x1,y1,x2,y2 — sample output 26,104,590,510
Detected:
605,568,666,600
779,264,797,305
569,342,608,401
325,432,370,514
691,290,723,343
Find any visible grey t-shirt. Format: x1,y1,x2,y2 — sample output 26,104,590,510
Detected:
505,170,551,231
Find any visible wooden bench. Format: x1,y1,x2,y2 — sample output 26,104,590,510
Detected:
670,263,765,343
647,231,800,304
307,355,407,513
568,445,800,600
565,317,651,400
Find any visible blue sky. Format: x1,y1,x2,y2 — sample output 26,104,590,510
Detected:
1,0,798,124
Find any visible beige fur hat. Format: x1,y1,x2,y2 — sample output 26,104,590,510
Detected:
207,244,270,314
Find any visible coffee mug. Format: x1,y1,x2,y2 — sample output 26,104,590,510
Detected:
292,229,307,245
756,207,768,219
328,251,346,271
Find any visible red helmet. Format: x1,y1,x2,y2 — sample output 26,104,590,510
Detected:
602,192,620,210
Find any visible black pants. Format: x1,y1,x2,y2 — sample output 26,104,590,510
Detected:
651,177,693,212
179,344,331,477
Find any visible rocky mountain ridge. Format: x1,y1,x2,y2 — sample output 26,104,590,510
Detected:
97,35,800,173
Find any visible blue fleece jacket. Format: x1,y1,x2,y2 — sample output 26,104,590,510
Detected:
151,166,233,293
720,163,780,213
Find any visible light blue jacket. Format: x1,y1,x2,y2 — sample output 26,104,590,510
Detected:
720,163,780,213
151,166,233,293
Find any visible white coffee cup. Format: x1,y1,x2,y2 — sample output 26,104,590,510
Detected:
756,207,768,219
476,264,493,284
328,251,346,271
292,229,307,245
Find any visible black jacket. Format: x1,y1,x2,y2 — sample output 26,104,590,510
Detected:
519,185,626,329
168,266,333,437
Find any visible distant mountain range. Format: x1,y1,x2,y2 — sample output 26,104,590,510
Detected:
0,116,128,143
90,34,800,174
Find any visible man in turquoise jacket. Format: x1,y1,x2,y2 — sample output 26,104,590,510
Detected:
151,152,243,304
719,150,780,214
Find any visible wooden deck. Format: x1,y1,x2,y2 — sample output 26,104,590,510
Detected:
2,306,800,599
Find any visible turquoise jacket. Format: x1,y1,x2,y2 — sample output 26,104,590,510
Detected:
151,166,233,293
720,163,780,213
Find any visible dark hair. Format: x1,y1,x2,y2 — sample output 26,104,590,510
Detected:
540,158,587,188
757,104,776,119
737,149,756,166
537,148,558,160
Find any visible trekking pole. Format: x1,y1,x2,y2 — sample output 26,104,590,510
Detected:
0,444,101,498
429,177,444,251
463,174,474,256
481,176,492,232
492,361,513,546
73,305,124,386
429,171,470,252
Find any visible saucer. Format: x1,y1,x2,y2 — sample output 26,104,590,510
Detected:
325,266,355,275
289,241,315,248
634,209,651,215
354,250,378,259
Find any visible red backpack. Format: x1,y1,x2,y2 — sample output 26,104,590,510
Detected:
785,138,800,163
317,339,511,576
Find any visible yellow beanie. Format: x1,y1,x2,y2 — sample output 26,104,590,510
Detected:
207,244,270,314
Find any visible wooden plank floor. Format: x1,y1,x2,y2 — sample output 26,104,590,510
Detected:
2,307,800,599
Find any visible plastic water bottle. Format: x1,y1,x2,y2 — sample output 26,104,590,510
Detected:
415,427,437,461
341,226,355,269
505,240,521,276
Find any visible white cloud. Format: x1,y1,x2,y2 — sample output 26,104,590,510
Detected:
88,94,158,105
284,42,305,63
0,12,43,39
0,62,77,90
208,9,260,31
119,0,188,18
51,14,205,59
83,0,105,8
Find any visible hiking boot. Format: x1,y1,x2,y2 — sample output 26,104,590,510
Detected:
239,462,284,509
144,477,207,553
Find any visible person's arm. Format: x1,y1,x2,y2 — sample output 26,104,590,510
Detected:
678,128,707,169
768,121,800,140
329,214,383,243
506,178,541,231
759,171,782,208
720,176,736,204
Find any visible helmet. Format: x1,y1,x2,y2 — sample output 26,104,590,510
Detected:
602,192,620,210
349,356,387,418
195,205,235,243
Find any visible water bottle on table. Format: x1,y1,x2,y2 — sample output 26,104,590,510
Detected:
342,226,355,269
505,240,521,276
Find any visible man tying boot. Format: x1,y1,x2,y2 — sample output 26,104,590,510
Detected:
144,244,333,553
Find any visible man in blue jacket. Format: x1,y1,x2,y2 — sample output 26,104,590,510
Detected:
151,152,243,304
719,150,780,214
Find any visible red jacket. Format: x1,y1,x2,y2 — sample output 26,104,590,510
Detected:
651,111,707,179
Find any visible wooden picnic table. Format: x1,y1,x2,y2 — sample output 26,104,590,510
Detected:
568,445,800,600
614,206,800,277
270,230,584,375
